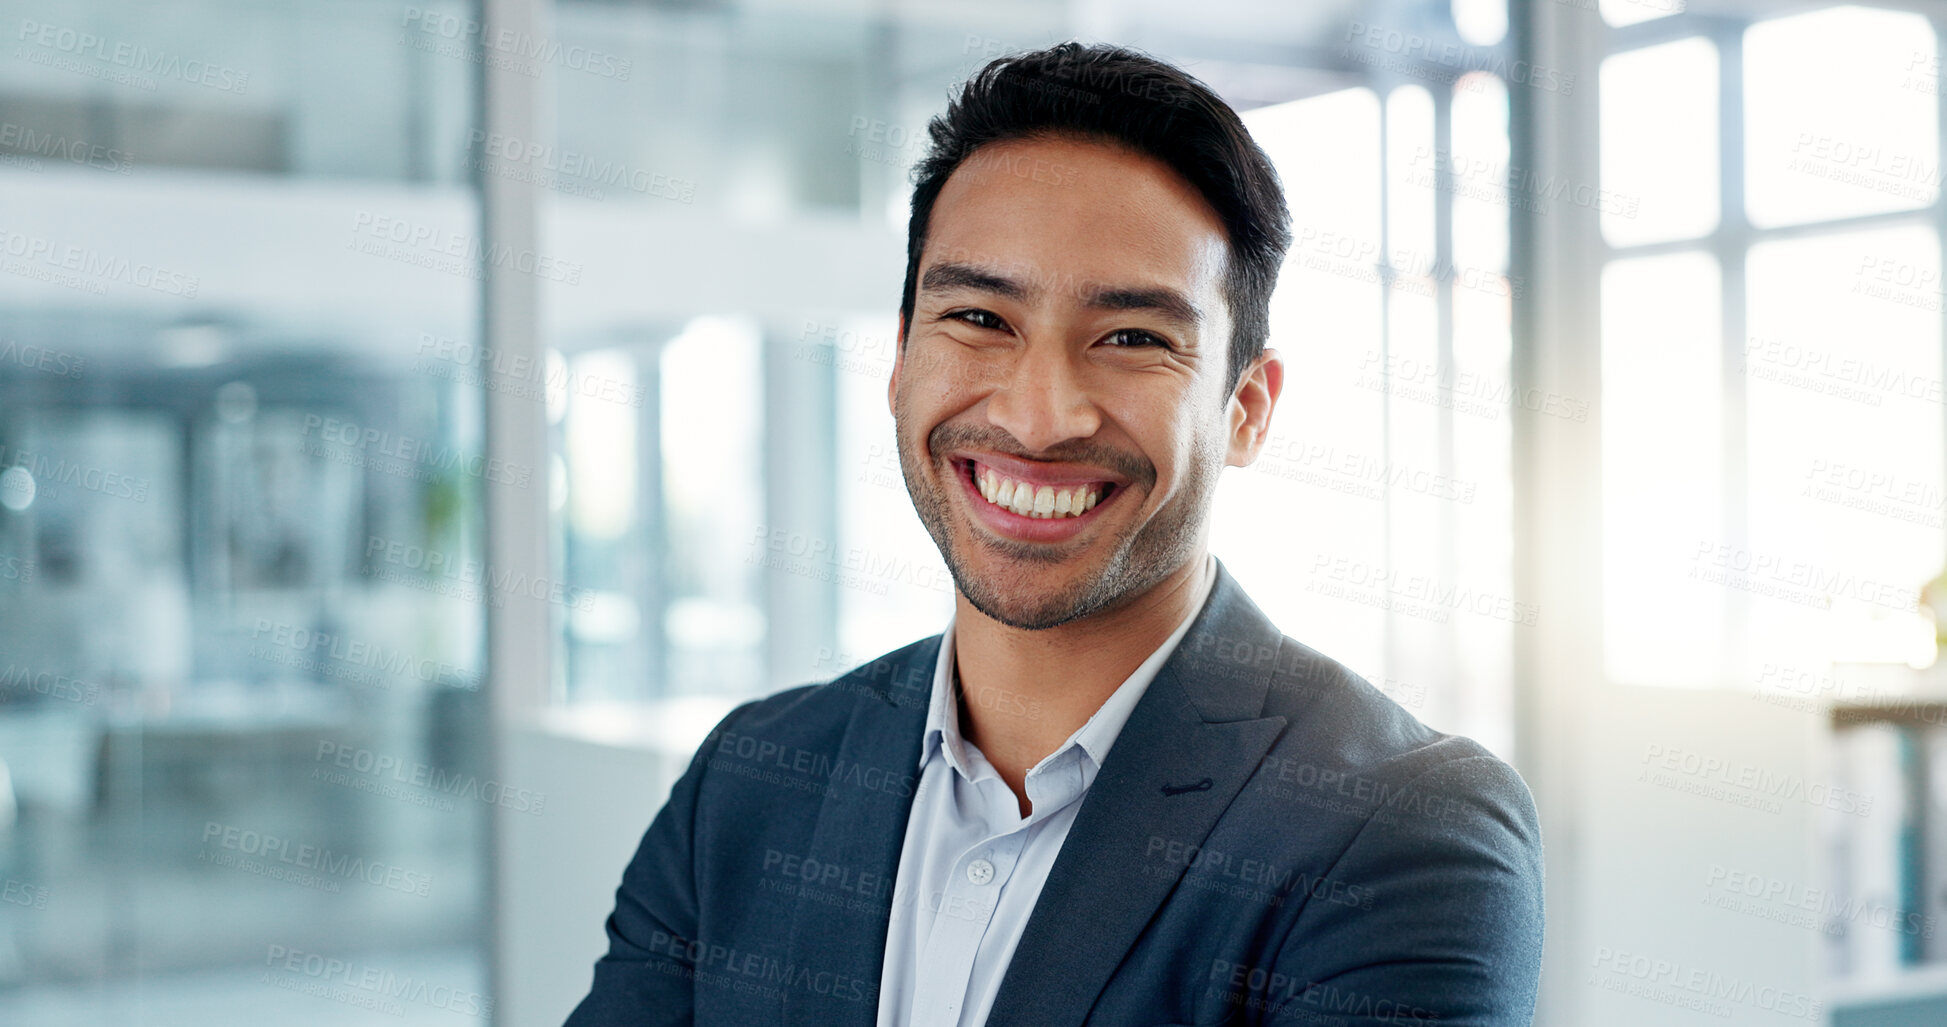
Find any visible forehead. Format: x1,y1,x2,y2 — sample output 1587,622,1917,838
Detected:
922,134,1230,304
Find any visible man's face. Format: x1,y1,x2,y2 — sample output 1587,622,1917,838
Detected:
889,134,1279,630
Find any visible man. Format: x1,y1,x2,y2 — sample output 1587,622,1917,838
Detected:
565,42,1543,1027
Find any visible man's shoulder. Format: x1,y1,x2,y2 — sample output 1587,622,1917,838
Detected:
1250,634,1535,830
1172,565,1506,786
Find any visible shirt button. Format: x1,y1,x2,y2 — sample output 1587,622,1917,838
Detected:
966,858,995,885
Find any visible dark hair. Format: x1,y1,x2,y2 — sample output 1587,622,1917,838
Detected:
899,42,1292,395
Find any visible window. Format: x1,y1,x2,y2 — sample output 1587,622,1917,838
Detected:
1234,71,1517,757
1599,6,1943,689
1592,2,1947,989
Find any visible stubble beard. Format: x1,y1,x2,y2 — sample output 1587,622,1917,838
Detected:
894,411,1219,632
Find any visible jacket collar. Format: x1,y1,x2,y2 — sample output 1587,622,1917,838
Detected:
779,556,1292,1026
917,552,1220,778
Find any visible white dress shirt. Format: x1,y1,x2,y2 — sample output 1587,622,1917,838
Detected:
873,555,1217,1027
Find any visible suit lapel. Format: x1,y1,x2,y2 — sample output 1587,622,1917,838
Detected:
985,561,1291,1027
779,638,934,1026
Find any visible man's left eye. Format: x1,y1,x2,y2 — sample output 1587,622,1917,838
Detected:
1106,329,1169,349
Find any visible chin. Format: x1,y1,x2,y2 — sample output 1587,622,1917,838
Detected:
957,575,1106,631
946,536,1140,631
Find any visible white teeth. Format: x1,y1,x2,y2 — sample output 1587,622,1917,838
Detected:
972,463,1106,519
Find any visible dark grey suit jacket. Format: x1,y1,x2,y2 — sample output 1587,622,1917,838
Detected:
564,560,1544,1025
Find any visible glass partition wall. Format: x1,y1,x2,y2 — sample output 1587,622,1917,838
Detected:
0,1,491,1022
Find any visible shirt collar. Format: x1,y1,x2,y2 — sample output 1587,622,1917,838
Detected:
918,553,1218,778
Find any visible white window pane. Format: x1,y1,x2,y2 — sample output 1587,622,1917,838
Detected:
662,315,766,696
1745,227,1942,676
1386,288,1443,522
1452,280,1515,755
1602,252,1725,686
1745,6,1939,229
1380,283,1452,734
1230,89,1386,676
1452,73,1510,272
1601,0,1686,29
1447,78,1517,752
1453,0,1507,47
1387,85,1436,267
1244,85,1516,755
566,350,637,541
1601,37,1719,246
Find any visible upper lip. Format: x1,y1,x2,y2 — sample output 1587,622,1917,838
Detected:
951,449,1131,488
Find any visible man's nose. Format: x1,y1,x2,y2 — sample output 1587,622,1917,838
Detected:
983,343,1102,452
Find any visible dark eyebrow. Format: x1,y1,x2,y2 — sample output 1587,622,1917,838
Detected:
921,261,1203,331
920,262,1029,302
1083,285,1203,331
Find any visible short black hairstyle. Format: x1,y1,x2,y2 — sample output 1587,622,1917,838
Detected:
899,42,1292,395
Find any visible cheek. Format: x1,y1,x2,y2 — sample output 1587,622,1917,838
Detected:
893,348,992,450
1158,416,1232,495
1111,385,1220,464
906,340,995,395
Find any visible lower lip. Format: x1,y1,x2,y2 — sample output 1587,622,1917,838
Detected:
954,461,1121,543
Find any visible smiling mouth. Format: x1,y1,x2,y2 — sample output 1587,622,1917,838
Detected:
956,458,1120,520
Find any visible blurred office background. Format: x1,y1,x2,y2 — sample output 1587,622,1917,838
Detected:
0,0,1943,1023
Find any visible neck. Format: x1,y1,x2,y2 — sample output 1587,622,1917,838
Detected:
952,549,1212,812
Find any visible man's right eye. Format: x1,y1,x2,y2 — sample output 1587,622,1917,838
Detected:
945,309,1007,331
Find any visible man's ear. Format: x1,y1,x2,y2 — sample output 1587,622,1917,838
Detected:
888,311,907,416
1226,348,1283,468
